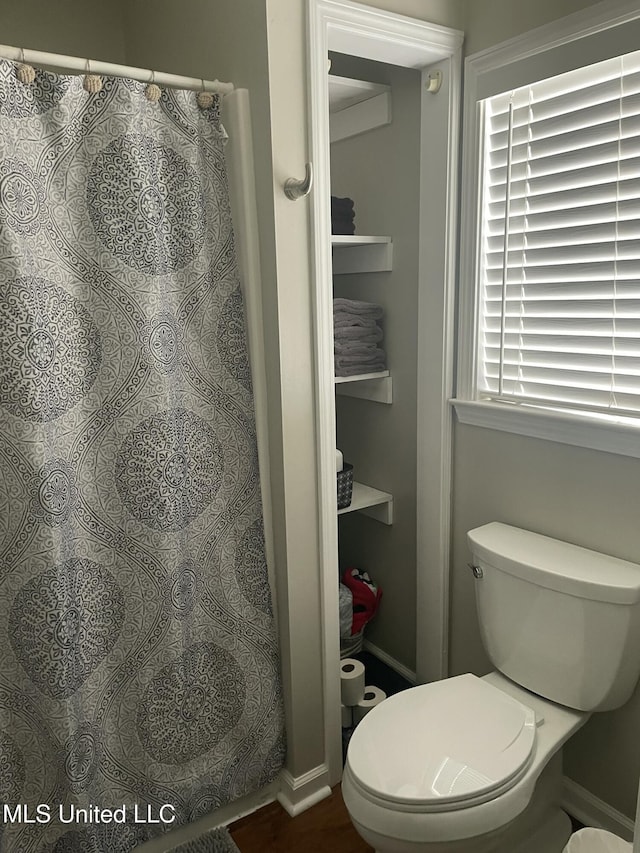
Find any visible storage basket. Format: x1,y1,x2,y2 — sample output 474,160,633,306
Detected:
340,629,364,658
337,463,354,509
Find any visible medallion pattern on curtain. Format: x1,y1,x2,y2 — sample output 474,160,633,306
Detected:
0,60,285,853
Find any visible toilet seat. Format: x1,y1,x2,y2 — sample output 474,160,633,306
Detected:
347,673,537,811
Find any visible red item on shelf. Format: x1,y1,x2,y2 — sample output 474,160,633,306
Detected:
342,567,382,635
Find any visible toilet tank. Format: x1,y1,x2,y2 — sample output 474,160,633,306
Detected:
467,523,640,712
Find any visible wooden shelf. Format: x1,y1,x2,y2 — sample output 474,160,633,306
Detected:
338,482,393,525
332,236,393,274
335,371,392,404
329,75,392,143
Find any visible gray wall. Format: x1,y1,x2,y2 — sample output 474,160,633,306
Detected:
330,55,422,672
452,0,640,819
464,0,603,54
0,0,126,62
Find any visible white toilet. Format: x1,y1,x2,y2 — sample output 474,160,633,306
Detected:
342,522,640,853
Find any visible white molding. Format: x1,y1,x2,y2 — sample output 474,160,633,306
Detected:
317,0,463,69
363,639,417,684
562,777,634,842
452,400,640,461
308,0,343,789
276,765,332,817
308,0,463,785
415,50,462,684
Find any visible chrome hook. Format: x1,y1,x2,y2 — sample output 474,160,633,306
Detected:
284,162,313,201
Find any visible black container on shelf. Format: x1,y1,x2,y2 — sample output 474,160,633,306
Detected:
337,463,354,510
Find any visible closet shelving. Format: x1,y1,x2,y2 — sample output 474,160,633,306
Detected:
332,235,393,275
328,74,392,143
331,73,394,522
337,482,393,525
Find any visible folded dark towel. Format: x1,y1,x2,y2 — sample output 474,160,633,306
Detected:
332,220,356,235
331,196,355,215
334,341,383,357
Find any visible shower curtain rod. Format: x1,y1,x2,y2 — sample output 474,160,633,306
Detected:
0,43,234,95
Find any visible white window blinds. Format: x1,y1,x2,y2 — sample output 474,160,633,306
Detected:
478,51,640,418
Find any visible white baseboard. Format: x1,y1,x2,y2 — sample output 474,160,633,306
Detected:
562,777,634,842
276,764,332,817
363,639,417,684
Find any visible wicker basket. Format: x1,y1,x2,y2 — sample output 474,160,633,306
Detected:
337,463,354,509
340,629,364,658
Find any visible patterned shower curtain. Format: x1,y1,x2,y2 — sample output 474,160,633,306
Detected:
0,60,285,853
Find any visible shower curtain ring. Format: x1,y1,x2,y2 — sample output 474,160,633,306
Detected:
16,48,36,85
83,59,103,93
197,79,214,109
145,69,162,103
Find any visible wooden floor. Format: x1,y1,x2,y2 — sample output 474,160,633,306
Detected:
229,785,374,852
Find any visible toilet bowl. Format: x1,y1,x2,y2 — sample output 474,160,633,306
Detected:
342,671,585,852
342,524,640,853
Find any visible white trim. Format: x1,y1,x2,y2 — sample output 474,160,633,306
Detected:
452,400,640,460
456,0,640,453
276,765,332,817
308,0,343,790
562,777,634,842
308,0,463,785
415,51,461,685
0,42,233,93
363,639,417,684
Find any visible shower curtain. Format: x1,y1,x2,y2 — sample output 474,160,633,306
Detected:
0,60,285,853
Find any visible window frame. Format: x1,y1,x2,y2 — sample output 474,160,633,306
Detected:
453,0,640,459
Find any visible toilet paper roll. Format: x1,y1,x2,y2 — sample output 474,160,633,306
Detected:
353,686,387,724
341,704,353,728
340,658,365,707
336,448,344,472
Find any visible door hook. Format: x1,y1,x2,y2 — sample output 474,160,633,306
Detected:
284,162,313,200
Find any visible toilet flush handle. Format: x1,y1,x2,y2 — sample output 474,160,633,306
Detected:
467,563,483,579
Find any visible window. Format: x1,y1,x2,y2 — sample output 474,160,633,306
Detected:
478,51,640,420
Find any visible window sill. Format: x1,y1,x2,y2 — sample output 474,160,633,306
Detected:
451,399,640,460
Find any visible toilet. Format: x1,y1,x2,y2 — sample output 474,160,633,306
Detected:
342,522,640,853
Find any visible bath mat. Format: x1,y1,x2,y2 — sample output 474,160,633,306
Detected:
170,826,241,853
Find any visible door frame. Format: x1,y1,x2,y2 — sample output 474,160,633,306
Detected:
306,0,463,783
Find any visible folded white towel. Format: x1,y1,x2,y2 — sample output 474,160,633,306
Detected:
335,347,387,378
334,325,383,344
333,312,381,330
335,351,386,365
333,297,383,319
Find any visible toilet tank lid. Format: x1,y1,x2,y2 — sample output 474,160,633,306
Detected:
467,523,640,604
